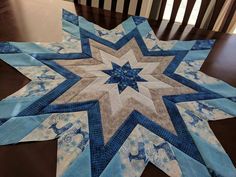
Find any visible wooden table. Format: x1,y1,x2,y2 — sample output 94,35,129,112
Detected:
0,0,62,42
0,1,235,177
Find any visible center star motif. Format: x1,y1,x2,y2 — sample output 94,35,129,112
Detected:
102,62,147,93
54,39,195,143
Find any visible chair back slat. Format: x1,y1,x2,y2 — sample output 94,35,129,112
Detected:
221,0,236,32
135,0,143,16
195,0,211,28
157,0,167,21
123,0,131,15
149,0,160,20
99,0,105,9
208,0,226,30
182,0,196,26
86,0,92,6
111,0,117,12
78,0,235,33
169,0,182,23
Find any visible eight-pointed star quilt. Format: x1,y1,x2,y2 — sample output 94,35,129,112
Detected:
0,10,236,177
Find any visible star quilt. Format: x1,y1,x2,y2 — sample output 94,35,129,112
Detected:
0,10,236,177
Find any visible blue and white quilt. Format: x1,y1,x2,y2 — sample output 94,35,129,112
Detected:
0,10,235,177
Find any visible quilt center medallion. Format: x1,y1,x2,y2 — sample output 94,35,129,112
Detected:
103,62,147,93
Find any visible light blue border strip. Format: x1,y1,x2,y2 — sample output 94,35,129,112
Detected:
0,114,49,145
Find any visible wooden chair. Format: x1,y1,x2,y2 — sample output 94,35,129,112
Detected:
75,0,236,33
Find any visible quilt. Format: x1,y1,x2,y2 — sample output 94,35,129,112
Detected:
0,10,236,177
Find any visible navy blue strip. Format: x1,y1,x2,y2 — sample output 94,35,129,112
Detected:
40,101,97,114
41,60,79,79
163,92,223,103
136,111,204,163
17,79,79,116
30,52,90,60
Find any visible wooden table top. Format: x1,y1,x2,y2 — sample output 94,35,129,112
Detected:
0,0,62,42
0,1,235,177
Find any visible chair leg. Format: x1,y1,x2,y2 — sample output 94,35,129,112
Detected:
73,0,79,4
